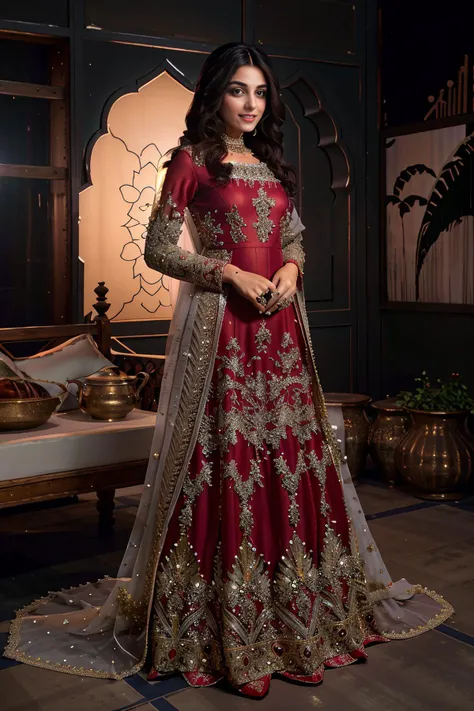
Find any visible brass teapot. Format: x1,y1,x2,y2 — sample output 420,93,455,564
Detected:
70,366,150,421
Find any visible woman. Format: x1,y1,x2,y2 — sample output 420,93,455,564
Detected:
5,43,452,699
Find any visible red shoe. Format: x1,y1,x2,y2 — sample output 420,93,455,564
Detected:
236,675,271,699
364,634,387,645
279,666,324,684
183,671,221,687
147,667,171,681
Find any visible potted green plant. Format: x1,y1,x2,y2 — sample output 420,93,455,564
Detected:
395,372,474,500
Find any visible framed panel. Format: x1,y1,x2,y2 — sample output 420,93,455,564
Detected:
0,38,54,84
0,35,69,328
0,1,68,26
311,325,352,392
281,72,352,311
84,0,241,45
380,0,474,128
0,95,51,166
381,310,474,396
383,118,474,306
253,0,355,57
0,177,55,327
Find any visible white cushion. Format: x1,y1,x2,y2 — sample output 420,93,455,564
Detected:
1,352,27,380
15,334,113,411
0,409,156,482
1,352,67,401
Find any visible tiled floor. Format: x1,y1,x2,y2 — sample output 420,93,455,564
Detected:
1,480,474,710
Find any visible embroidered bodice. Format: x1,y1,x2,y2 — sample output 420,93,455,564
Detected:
145,145,305,292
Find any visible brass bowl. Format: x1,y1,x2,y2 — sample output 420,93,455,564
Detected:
0,396,60,431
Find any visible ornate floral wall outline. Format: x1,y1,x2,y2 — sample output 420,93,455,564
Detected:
79,61,194,322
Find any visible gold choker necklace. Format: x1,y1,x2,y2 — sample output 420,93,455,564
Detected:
222,133,249,155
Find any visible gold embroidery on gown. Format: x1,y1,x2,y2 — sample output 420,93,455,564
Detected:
225,205,247,243
228,161,280,188
252,187,276,243
145,192,228,292
280,208,305,276
151,532,379,685
150,310,380,684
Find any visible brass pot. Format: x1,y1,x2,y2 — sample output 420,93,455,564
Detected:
70,366,150,421
0,395,60,431
369,398,410,486
324,393,372,481
395,408,474,500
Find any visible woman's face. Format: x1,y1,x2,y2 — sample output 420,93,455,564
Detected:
219,64,267,138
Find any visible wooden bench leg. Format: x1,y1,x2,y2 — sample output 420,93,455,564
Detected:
96,488,115,531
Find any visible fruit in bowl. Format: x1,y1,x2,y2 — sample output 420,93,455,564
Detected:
0,377,62,431
0,378,51,400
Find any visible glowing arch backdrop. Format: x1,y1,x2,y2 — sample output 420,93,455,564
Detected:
79,68,194,322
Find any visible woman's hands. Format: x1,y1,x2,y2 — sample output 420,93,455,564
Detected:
263,263,299,314
223,264,278,313
223,262,299,315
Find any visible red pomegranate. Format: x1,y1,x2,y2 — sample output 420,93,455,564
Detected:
0,378,50,400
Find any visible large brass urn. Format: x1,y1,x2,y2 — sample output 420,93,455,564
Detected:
369,398,410,486
324,392,372,481
395,408,473,500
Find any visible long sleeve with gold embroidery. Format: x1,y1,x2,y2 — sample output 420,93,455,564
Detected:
281,205,305,280
144,149,228,292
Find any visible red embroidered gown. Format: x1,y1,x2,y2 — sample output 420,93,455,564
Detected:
144,146,382,691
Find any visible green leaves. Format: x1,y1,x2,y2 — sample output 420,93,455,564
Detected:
396,372,474,413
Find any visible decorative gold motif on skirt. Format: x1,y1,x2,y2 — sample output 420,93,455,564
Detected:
151,532,380,686
215,326,318,456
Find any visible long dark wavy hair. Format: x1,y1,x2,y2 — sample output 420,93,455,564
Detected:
165,43,297,197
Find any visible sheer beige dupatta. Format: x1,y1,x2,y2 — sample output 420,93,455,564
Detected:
4,174,227,680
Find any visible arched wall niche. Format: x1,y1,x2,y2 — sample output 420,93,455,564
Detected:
79,61,194,322
281,71,352,308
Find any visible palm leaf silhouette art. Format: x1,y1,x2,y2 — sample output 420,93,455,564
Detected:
415,132,474,299
387,193,428,217
390,164,436,199
386,164,436,300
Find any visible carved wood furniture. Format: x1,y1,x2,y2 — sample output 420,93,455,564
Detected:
0,283,151,529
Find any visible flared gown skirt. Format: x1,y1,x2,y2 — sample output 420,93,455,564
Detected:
149,243,383,687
